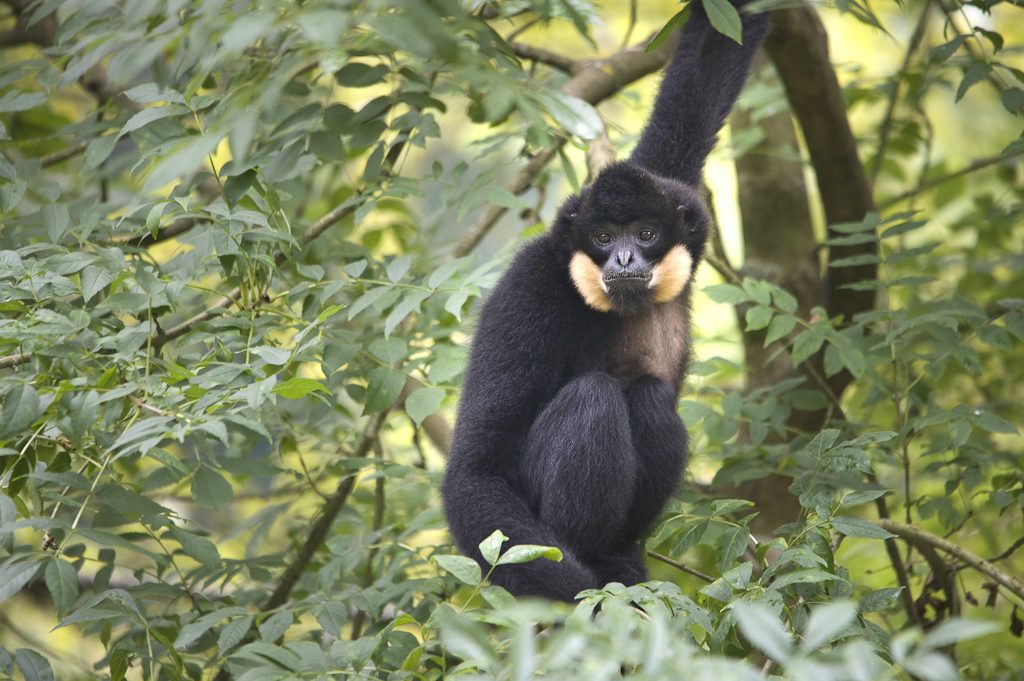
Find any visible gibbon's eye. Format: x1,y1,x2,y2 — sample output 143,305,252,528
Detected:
639,229,656,242
595,232,613,245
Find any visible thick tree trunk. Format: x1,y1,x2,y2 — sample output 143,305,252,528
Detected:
727,52,817,535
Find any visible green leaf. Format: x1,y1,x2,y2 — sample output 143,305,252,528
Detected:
0,561,40,605
81,265,116,302
769,568,845,591
435,554,482,585
169,525,221,567
801,601,856,650
732,602,791,662
219,615,254,654
84,134,118,169
956,62,991,102
791,327,825,364
387,255,412,283
272,378,329,400
831,516,894,539
427,259,464,289
703,283,748,304
0,91,46,113
478,530,508,566
385,290,430,338
745,305,773,331
716,526,749,571
348,286,392,320
311,130,346,162
496,544,563,566
764,314,797,345
15,648,54,681
143,133,221,192
119,105,183,138
929,35,965,63
436,604,498,668
191,467,233,508
259,610,294,642
0,384,41,439
647,8,689,52
860,586,904,613
671,518,710,555
702,0,743,44
1002,87,1024,114
444,290,471,321
544,91,603,140
922,618,999,649
363,367,405,414
405,386,444,427
42,203,70,242
335,62,390,87
44,558,79,616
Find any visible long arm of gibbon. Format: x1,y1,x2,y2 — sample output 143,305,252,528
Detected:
631,0,770,187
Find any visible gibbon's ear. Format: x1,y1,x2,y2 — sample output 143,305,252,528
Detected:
648,245,693,303
569,251,614,312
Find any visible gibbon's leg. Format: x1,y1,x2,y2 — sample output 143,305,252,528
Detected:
621,375,688,544
521,372,638,560
592,542,648,586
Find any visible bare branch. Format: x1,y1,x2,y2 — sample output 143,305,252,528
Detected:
986,534,1024,565
878,148,1024,209
510,41,580,74
0,352,30,370
879,519,1024,603
646,550,714,583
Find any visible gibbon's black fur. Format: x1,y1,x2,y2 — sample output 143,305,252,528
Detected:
442,1,770,601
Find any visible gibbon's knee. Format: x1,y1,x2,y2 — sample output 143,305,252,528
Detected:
522,372,637,556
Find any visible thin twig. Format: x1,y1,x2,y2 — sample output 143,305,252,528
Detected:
878,148,1024,209
646,550,715,583
986,535,1024,564
40,140,89,167
870,0,932,188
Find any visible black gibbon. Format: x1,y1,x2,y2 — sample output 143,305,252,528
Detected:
442,1,770,601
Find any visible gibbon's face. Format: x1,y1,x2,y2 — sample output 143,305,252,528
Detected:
564,162,708,315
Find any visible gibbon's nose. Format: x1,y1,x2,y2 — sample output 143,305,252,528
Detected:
616,249,633,267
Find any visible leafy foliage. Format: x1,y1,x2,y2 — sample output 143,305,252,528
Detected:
0,0,1022,680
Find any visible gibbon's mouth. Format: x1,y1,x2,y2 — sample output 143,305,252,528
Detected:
601,272,653,290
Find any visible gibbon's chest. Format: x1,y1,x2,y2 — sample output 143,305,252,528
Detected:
602,296,691,389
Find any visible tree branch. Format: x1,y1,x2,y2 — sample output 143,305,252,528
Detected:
510,41,580,74
0,352,30,370
764,3,876,349
452,32,676,258
879,519,1024,603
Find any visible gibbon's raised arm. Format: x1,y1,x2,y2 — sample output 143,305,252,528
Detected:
631,1,771,187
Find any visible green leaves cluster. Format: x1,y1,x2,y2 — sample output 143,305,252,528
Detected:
0,0,1021,679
